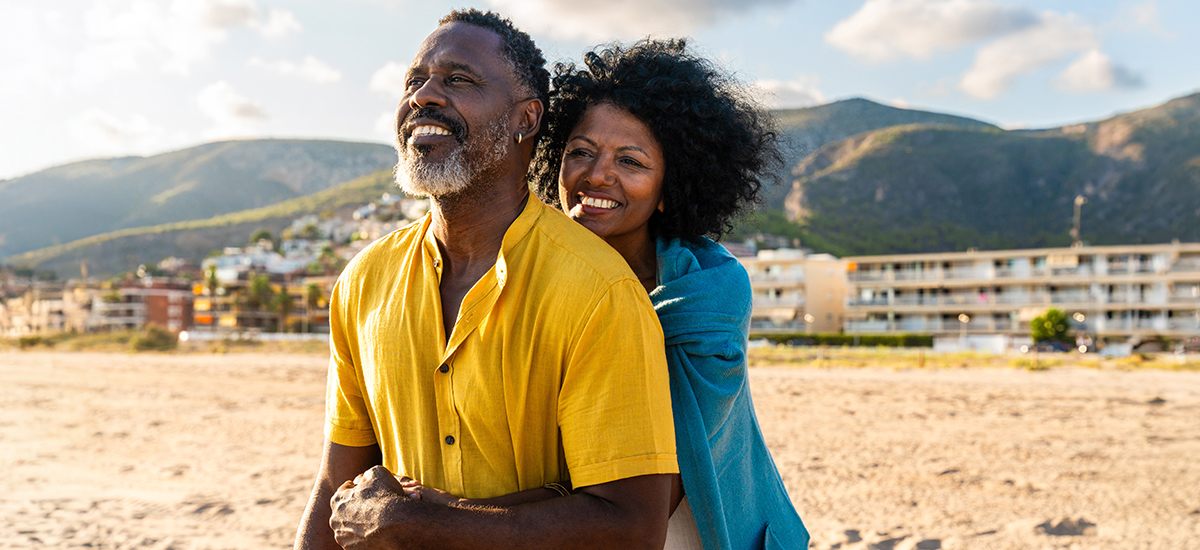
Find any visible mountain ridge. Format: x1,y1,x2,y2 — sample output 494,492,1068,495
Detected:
0,139,395,259
784,92,1200,256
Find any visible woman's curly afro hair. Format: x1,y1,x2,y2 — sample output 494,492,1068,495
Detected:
531,38,781,242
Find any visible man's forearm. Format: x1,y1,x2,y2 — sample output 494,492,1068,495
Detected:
295,478,343,550
295,441,383,550
333,469,672,550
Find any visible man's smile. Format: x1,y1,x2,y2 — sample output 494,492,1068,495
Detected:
407,124,455,147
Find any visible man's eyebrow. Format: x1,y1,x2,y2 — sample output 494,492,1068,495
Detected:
407,61,485,80
443,61,484,79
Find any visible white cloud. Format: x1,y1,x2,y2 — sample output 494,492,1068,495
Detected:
959,12,1096,99
374,110,398,139
825,0,1038,63
1118,1,1176,39
74,0,301,84
248,55,342,83
1053,49,1144,93
481,0,794,41
257,7,303,39
369,61,410,98
0,7,71,98
753,76,826,109
197,80,267,139
68,108,169,153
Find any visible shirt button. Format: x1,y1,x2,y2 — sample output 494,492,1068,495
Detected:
439,364,449,373
445,435,455,445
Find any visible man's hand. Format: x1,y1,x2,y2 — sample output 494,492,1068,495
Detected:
397,476,462,507
330,465,407,548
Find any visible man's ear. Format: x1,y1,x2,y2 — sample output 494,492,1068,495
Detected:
516,98,543,142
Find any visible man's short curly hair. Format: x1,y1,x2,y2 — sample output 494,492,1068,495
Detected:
439,10,550,122
530,38,781,242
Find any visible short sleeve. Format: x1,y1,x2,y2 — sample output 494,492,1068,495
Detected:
557,279,678,488
324,275,378,446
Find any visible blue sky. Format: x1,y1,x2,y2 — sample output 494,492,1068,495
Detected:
2,0,1196,180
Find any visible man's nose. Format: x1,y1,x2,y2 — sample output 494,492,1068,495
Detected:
408,79,445,109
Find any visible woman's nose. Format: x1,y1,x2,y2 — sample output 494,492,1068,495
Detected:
586,156,616,186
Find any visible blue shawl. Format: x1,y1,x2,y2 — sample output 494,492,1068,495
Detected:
651,237,808,550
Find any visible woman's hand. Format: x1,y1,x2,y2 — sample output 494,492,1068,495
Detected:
396,475,462,507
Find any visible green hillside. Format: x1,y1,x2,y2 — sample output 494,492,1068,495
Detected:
766,98,999,208
784,92,1200,255
8,169,396,277
0,139,395,259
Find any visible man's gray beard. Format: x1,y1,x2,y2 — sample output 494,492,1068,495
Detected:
394,118,510,198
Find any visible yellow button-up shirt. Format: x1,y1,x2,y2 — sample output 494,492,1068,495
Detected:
325,197,677,498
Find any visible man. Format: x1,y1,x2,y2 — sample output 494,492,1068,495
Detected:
292,10,679,550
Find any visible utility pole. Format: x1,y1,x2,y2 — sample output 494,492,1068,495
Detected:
1071,194,1087,248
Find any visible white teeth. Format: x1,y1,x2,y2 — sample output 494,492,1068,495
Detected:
410,125,451,137
580,196,619,209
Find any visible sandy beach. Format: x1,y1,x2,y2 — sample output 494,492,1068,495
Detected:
2,350,1198,549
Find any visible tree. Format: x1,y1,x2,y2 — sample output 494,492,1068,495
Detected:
272,286,295,333
304,283,323,333
244,273,275,310
204,264,221,296
309,244,346,276
300,223,321,240
1031,309,1071,343
249,228,277,251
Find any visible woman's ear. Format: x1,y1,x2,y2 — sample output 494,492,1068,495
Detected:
657,198,665,212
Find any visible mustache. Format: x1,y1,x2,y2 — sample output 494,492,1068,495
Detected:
402,108,466,143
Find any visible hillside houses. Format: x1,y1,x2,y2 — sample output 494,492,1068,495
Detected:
5,188,1199,350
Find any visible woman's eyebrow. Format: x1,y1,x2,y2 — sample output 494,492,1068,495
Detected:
566,135,597,146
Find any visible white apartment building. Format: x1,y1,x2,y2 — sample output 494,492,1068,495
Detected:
843,242,1200,337
737,249,848,334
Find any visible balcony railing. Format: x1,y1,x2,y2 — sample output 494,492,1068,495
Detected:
847,297,891,307
752,297,806,308
944,268,982,279
848,271,888,282
845,320,889,332
1169,259,1200,273
1050,293,1090,304
1169,293,1200,303
894,270,934,281
750,319,807,332
1168,317,1200,330
846,318,1020,333
749,273,805,283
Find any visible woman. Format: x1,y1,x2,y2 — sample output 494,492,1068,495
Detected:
406,39,808,550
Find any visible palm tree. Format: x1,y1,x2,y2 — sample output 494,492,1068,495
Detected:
304,283,322,333
205,264,221,296
242,273,275,328
272,285,295,333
